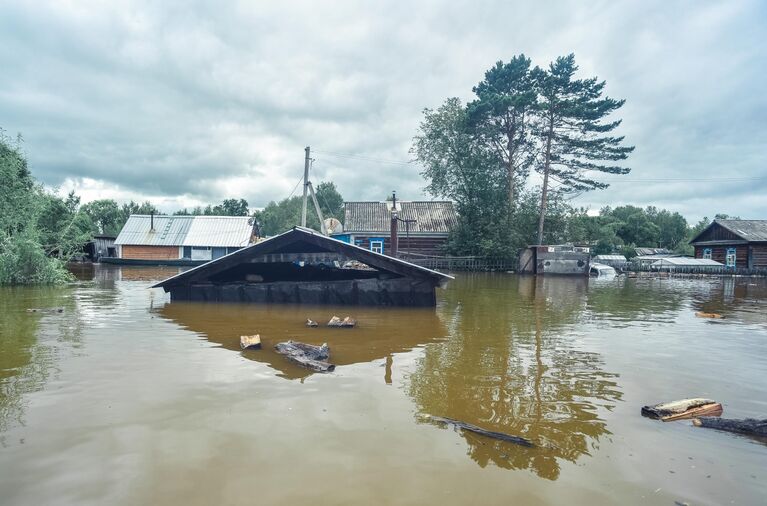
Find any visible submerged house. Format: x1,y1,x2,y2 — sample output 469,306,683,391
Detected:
152,227,453,307
690,219,767,269
112,215,255,265
332,200,458,257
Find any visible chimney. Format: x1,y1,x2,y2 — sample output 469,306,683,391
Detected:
390,191,398,257
150,211,155,232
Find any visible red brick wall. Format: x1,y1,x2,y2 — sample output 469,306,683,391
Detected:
121,245,179,260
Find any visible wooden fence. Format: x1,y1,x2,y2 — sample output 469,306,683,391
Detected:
402,254,516,272
623,264,767,277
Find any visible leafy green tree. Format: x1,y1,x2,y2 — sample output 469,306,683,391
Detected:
412,98,516,257
0,132,76,284
533,54,634,244
467,55,537,212
645,206,688,249
81,199,121,235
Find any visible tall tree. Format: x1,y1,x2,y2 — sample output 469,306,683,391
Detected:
467,55,537,213
533,54,634,244
412,98,516,257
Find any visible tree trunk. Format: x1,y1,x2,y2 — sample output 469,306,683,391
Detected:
507,138,515,213
536,122,554,245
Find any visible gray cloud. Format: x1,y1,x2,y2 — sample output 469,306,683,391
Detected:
0,0,765,220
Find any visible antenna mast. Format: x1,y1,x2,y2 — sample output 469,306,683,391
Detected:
301,146,310,227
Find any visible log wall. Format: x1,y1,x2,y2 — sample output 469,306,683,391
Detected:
122,245,180,260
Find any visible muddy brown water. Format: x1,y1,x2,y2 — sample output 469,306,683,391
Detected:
1,265,766,505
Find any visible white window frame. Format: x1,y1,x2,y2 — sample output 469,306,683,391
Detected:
370,240,384,254
725,248,736,268
702,248,712,260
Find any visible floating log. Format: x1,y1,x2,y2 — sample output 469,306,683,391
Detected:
26,307,64,313
695,312,723,319
275,340,335,373
306,319,319,327
693,417,767,437
641,398,723,421
426,415,534,447
240,334,262,350
327,315,356,327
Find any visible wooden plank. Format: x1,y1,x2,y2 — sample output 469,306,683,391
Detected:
426,415,534,447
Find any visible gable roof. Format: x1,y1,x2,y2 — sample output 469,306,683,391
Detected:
152,226,453,290
690,219,767,244
342,201,458,234
115,215,253,247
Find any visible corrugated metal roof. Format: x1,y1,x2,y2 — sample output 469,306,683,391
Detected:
183,216,253,247
115,215,193,246
651,258,724,266
343,201,458,234
716,220,767,242
115,215,252,247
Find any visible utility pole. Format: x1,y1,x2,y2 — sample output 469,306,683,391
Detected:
301,146,310,227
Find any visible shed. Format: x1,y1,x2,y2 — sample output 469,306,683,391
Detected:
334,200,457,257
152,227,453,307
690,219,767,269
518,245,591,276
113,215,255,264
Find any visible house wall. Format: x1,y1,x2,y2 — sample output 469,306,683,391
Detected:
121,245,180,260
351,234,448,257
694,244,753,268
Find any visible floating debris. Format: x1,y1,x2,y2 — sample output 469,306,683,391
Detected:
306,319,319,327
240,334,262,350
275,341,335,372
695,312,723,319
327,315,356,328
641,398,723,421
26,307,64,313
693,417,767,438
426,415,534,447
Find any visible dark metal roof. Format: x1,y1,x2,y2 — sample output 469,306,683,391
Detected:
689,219,767,244
715,220,767,242
152,227,453,290
342,201,458,234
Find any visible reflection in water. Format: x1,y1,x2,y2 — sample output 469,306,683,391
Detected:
157,302,449,381
0,286,83,438
410,275,623,480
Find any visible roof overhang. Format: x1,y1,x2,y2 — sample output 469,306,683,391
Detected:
152,227,453,291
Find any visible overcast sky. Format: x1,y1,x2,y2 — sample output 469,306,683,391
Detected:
1,0,765,221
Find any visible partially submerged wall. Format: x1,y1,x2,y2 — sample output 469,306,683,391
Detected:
169,277,437,307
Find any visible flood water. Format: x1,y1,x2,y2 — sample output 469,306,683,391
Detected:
1,266,766,505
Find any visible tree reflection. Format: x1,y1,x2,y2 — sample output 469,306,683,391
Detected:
410,274,622,480
0,286,83,440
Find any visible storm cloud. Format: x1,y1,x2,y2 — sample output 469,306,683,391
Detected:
1,0,765,220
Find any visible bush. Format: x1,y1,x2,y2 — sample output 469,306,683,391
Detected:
0,230,74,285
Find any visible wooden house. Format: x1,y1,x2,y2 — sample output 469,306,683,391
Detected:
152,227,453,307
332,200,457,258
689,219,767,269
111,214,255,265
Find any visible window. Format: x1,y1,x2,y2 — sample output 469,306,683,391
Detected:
726,248,736,268
183,246,192,259
702,248,712,260
370,240,384,254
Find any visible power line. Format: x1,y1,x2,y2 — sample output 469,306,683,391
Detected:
313,149,414,166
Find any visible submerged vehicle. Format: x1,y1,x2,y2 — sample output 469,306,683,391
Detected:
589,262,617,278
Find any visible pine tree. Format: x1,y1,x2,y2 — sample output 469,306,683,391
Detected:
533,54,634,244
467,55,537,213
